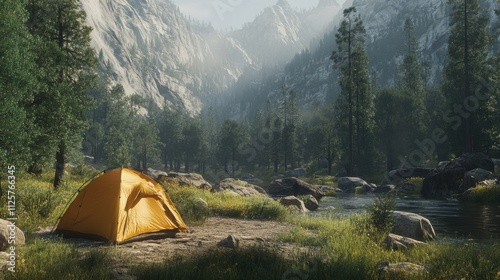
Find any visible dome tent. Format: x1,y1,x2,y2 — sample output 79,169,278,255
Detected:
54,167,187,244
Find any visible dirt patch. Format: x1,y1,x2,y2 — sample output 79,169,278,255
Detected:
118,217,292,263
37,218,294,279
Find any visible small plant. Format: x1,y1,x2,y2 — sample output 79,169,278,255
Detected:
463,183,500,204
366,195,396,233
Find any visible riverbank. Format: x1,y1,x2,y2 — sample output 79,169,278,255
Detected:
3,171,500,279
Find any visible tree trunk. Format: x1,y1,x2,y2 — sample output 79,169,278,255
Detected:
53,142,66,189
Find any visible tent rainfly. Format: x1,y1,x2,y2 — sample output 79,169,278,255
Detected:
54,167,187,243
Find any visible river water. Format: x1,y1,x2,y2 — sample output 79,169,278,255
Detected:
317,195,500,240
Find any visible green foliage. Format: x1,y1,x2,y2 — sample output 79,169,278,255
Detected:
462,184,500,203
0,0,35,169
8,239,113,280
2,172,84,233
27,0,98,187
132,246,301,280
166,185,288,223
406,177,424,195
415,242,500,280
332,7,376,176
442,0,492,155
366,195,396,233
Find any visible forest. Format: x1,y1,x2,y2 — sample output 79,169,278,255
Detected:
1,0,499,188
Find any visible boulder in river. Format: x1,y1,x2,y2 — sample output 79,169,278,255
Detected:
391,211,436,242
303,195,319,211
268,178,324,200
337,177,372,193
387,168,434,183
422,153,494,198
459,168,495,192
279,196,309,213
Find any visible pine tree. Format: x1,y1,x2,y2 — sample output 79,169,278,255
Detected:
28,0,98,188
442,0,490,155
332,7,374,175
218,120,243,176
281,85,301,171
0,0,35,170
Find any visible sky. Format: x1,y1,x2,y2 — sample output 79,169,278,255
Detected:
171,0,346,31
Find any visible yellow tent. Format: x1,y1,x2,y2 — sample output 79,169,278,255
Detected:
55,167,187,243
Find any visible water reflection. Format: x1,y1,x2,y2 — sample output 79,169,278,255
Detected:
317,195,500,240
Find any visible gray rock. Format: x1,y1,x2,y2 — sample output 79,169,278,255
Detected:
376,261,425,276
460,168,494,192
193,198,208,210
492,158,500,166
167,172,212,189
391,211,436,242
382,233,425,251
0,219,25,251
145,168,169,181
319,185,343,195
268,178,324,200
280,196,309,213
217,235,240,249
212,178,267,197
422,153,494,198
337,177,372,193
303,195,319,211
387,168,433,183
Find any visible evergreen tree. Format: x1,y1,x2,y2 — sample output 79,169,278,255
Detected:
281,86,301,170
133,119,161,170
332,7,374,175
442,0,490,155
218,120,244,176
158,106,185,171
0,0,35,170
375,88,413,171
181,118,203,172
101,86,136,167
28,0,98,188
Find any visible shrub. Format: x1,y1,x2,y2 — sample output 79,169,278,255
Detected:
366,195,396,233
407,177,424,194
463,183,500,204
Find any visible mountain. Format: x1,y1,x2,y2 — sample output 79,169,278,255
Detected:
231,0,342,66
82,0,252,115
227,0,499,118
81,0,342,115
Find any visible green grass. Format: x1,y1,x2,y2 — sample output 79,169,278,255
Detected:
4,238,114,280
166,186,289,223
406,177,424,195
462,183,500,204
3,169,500,279
304,176,338,187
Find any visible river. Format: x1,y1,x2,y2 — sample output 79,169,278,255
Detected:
316,195,500,241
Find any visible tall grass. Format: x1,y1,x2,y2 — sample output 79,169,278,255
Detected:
166,186,289,223
463,184,500,204
5,238,114,280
